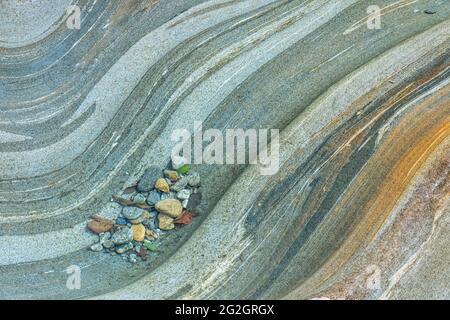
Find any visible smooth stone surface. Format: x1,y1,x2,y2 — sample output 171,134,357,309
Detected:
164,170,179,182
131,193,147,206
90,243,104,252
157,214,175,231
171,177,189,192
160,192,176,200
131,224,146,242
122,207,146,220
146,190,161,206
186,193,202,211
155,178,170,193
137,166,161,192
87,219,114,234
130,211,150,224
99,232,111,244
187,172,201,187
155,199,183,218
115,243,134,254
111,228,133,245
176,189,191,200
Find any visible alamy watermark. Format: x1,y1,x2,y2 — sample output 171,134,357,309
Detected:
367,5,382,30
66,5,81,30
66,265,81,290
171,121,279,176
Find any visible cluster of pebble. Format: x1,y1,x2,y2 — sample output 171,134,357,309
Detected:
86,157,201,263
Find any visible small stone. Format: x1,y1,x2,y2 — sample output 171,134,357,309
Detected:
128,254,138,264
122,206,145,220
157,214,175,230
155,178,170,193
176,189,191,200
102,240,114,249
160,192,176,200
137,165,161,192
130,211,150,224
424,9,436,14
155,199,183,218
186,193,202,211
99,202,122,220
171,156,188,170
164,170,179,182
90,243,104,252
111,227,133,245
99,232,111,244
116,217,128,225
87,217,114,234
142,218,156,230
146,190,161,206
187,172,200,187
171,177,189,192
115,242,133,254
145,229,158,240
112,193,134,205
131,193,147,206
132,224,146,242
182,199,188,208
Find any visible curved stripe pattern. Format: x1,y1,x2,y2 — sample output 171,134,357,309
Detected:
0,0,449,299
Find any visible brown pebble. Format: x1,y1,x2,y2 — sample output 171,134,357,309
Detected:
87,218,114,234
164,170,179,182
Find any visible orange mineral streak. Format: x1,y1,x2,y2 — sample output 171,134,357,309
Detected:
286,82,449,299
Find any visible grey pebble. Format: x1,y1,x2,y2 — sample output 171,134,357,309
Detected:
90,243,104,252
102,239,114,249
115,242,134,254
160,191,176,200
171,177,189,192
146,190,161,206
177,189,191,200
129,254,138,264
131,193,147,205
122,206,145,220
99,202,122,220
142,218,156,230
137,165,161,192
187,193,202,211
187,172,201,187
99,232,111,244
111,227,133,245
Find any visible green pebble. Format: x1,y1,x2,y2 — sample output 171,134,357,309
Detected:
143,240,158,252
176,164,190,174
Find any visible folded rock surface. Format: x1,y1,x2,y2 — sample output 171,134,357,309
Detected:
0,0,449,299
